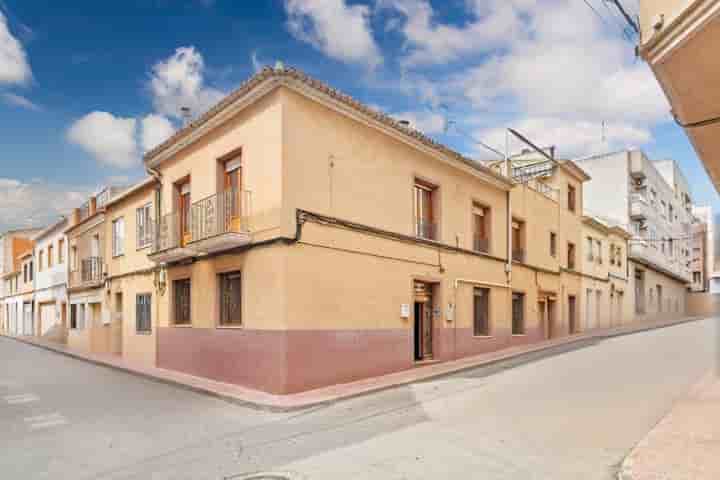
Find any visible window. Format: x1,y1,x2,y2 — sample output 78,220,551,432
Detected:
472,203,489,253
567,242,576,270
28,261,33,281
512,219,525,262
587,236,594,261
219,271,242,326
58,239,64,264
71,246,78,271
136,293,152,333
48,244,54,268
550,232,557,257
38,250,44,272
567,184,576,212
596,239,602,264
112,217,125,257
23,264,27,283
473,287,490,336
173,279,191,325
136,203,152,249
72,304,85,330
512,292,525,335
694,272,701,283
414,179,436,240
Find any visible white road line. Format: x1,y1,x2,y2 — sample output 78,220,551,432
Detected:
24,412,68,430
28,418,68,430
4,393,39,404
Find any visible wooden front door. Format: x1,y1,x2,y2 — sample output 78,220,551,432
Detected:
413,281,433,361
568,295,577,334
224,166,242,232
547,299,556,339
538,301,546,339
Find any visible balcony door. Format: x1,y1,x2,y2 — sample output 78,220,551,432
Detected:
223,159,242,233
178,181,191,246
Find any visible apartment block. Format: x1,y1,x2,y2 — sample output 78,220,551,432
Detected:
576,150,690,318
692,205,719,293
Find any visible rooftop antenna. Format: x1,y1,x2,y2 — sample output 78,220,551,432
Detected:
180,106,192,126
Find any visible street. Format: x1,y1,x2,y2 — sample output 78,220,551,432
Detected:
0,318,717,480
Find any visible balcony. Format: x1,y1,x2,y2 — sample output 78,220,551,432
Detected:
149,211,196,263
512,248,525,263
415,219,437,241
630,193,650,219
629,151,646,179
69,256,104,289
473,236,489,254
188,189,252,254
149,189,252,264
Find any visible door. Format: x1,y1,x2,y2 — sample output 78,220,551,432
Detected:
538,301,547,339
224,163,242,232
547,299,556,339
413,281,433,361
178,181,191,246
23,303,32,336
568,296,577,334
40,303,57,336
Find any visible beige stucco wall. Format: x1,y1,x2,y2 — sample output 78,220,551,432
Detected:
639,0,692,45
687,291,720,316
104,183,159,365
157,89,284,241
281,87,510,254
631,260,687,319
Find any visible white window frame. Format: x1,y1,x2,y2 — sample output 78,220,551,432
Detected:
136,203,152,249
112,217,125,257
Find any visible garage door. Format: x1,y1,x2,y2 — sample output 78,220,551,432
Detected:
40,303,57,336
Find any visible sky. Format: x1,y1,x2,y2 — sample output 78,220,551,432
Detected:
0,0,717,231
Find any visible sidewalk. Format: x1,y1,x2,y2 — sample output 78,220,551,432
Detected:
619,371,720,480
3,315,709,412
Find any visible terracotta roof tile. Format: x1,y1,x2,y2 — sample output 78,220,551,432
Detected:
143,66,511,186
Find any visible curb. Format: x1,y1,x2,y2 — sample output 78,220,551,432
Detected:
2,315,711,412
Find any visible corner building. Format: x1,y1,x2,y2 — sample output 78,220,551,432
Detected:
144,67,624,394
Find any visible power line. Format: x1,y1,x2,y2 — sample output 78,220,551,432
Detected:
608,0,640,34
600,0,635,41
581,0,615,31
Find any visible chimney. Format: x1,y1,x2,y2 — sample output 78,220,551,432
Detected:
70,208,80,227
89,196,97,216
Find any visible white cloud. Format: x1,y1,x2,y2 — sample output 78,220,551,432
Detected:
477,117,652,159
379,0,534,66
149,46,225,120
141,114,175,152
0,178,91,231
67,112,139,168
1,92,40,111
0,11,32,85
285,0,382,68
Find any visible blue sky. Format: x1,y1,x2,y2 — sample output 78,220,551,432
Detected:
0,0,717,230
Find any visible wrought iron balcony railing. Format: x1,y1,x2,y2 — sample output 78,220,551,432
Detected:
473,236,489,254
415,219,437,240
190,189,251,243
152,211,181,254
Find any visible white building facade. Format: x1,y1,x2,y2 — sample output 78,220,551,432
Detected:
32,219,69,341
576,150,692,317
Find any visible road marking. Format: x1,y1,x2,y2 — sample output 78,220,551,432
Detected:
4,393,39,405
24,412,68,430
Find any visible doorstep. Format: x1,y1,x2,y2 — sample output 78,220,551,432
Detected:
1,315,710,412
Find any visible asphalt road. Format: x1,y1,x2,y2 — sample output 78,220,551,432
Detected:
0,317,717,480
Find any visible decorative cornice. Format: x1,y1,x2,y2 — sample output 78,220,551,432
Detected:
640,0,720,64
